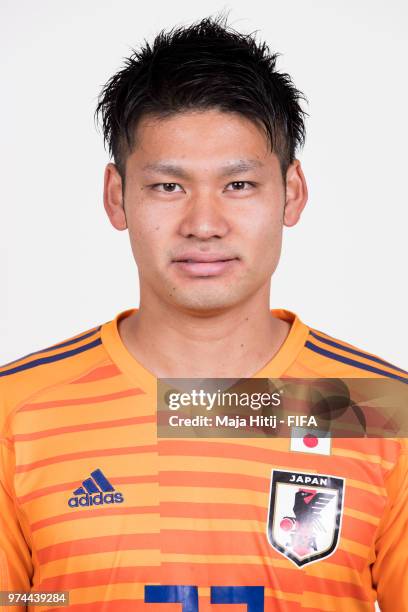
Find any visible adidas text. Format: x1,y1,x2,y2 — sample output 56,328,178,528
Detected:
68,492,124,507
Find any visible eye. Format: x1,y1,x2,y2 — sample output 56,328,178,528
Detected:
152,183,184,193
225,181,256,191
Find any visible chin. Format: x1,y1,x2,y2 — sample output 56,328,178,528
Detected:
167,288,246,313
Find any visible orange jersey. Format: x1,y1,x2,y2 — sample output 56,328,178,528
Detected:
0,308,407,612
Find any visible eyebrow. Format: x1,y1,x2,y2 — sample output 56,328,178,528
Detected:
141,159,264,179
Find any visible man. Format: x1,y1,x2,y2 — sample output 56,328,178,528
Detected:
1,15,407,612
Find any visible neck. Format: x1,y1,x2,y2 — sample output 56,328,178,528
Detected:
118,287,291,378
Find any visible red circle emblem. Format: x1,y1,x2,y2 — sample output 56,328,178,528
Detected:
303,433,318,448
279,517,294,531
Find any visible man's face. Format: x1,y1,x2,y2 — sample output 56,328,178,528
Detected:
105,109,306,314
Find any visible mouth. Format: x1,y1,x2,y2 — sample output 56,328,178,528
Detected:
171,255,240,277
175,258,236,263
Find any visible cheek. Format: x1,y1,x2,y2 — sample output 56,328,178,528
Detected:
244,205,283,256
126,206,174,264
256,230,283,271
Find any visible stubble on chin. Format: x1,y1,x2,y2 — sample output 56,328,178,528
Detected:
160,275,253,314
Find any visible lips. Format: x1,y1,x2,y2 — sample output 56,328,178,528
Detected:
179,258,233,263
172,252,239,277
173,252,237,263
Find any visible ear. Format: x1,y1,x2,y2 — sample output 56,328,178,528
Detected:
103,163,127,230
283,159,308,227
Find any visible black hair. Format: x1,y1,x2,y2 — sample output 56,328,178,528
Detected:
95,14,308,185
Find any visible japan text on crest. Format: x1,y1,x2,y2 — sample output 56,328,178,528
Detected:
266,469,345,567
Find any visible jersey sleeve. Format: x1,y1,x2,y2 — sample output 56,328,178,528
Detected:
0,426,33,610
371,441,408,611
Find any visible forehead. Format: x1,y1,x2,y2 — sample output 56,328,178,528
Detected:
128,109,276,169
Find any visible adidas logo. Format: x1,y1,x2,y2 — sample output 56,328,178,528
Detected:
68,468,124,508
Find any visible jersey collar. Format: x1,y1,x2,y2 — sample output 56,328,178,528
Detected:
101,307,310,393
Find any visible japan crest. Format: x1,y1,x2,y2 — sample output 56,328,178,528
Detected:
266,469,345,567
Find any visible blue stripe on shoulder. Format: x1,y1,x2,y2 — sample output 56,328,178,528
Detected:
305,340,408,383
0,327,102,368
41,327,102,353
310,330,407,375
0,338,103,377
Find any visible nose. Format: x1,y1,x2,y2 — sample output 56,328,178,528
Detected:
178,188,230,240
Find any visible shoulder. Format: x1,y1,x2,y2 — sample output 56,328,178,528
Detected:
0,321,107,431
295,323,408,462
299,325,407,383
